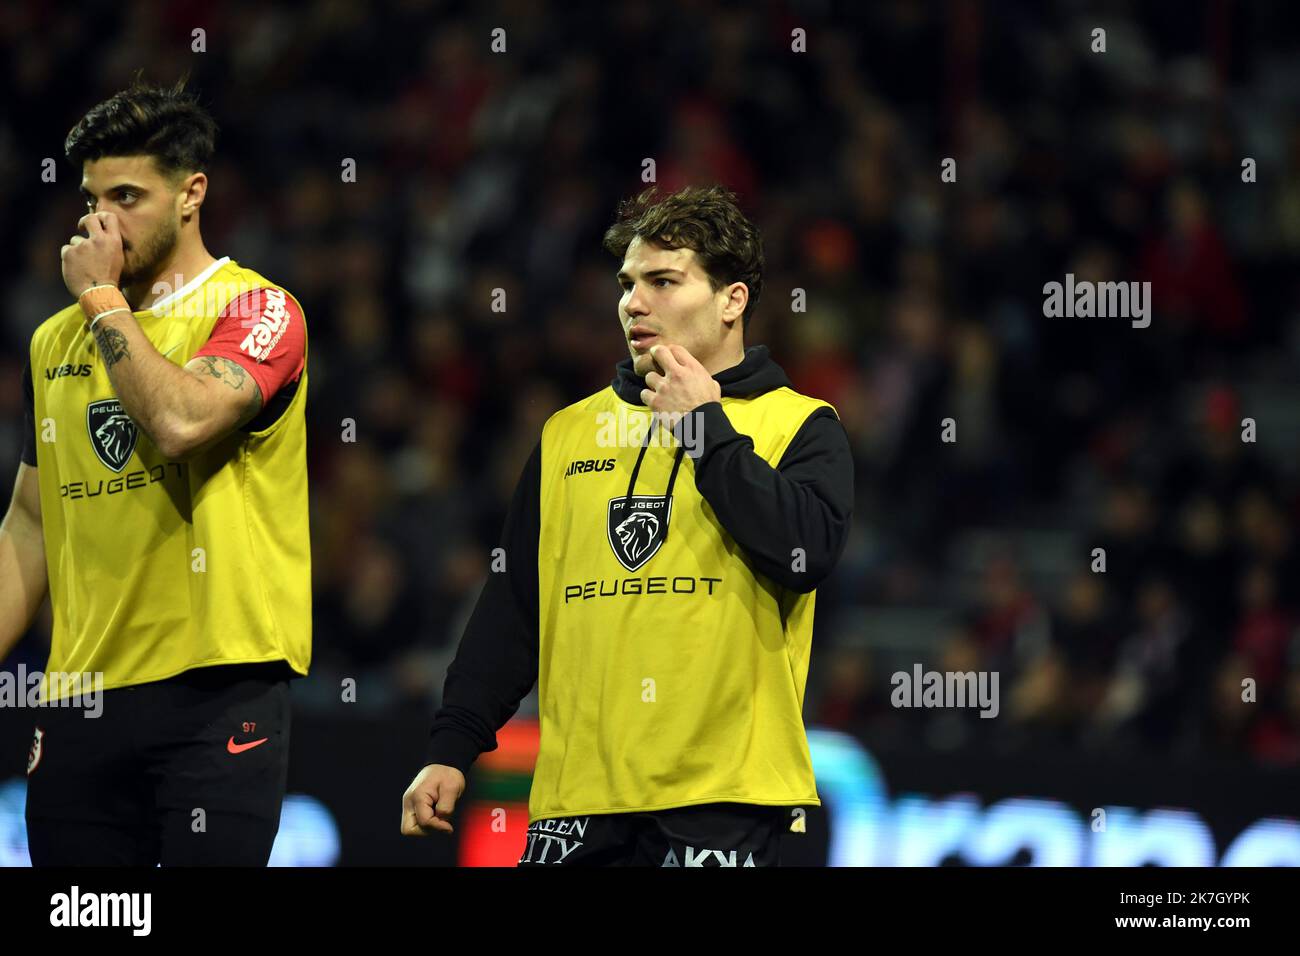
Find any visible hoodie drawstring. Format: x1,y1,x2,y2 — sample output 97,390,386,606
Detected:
623,416,687,542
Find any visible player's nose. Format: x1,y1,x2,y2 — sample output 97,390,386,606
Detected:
624,285,651,314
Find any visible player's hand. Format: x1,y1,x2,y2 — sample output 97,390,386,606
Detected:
641,344,722,418
61,211,125,298
400,763,466,836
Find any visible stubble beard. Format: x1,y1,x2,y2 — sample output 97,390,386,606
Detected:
119,216,180,290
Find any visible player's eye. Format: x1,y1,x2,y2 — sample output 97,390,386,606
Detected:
619,278,672,292
116,191,138,205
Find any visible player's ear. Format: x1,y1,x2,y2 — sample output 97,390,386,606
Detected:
179,171,207,218
722,281,748,324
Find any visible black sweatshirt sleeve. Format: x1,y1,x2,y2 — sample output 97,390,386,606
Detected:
21,361,37,467
423,441,541,774
684,402,854,593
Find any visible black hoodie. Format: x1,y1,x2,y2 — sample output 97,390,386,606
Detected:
423,344,855,774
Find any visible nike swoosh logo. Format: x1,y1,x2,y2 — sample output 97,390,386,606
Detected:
227,736,269,754
162,344,182,358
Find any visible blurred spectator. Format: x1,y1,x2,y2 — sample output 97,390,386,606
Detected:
2,0,1298,770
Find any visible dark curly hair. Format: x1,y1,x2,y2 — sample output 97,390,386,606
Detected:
602,184,764,333
65,76,217,180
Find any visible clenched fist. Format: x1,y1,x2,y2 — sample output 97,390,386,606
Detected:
400,764,466,836
61,211,124,298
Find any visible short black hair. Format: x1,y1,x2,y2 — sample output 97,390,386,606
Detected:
602,184,764,333
65,77,217,180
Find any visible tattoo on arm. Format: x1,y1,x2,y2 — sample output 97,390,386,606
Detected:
191,356,264,425
93,325,131,368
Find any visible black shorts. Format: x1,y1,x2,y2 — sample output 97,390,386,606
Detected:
517,803,792,867
24,661,292,866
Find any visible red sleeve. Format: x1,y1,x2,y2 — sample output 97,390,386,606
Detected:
191,287,305,402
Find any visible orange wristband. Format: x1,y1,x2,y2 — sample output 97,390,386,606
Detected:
78,285,130,327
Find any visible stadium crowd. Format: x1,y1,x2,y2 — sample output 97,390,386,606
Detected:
3,0,1299,766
